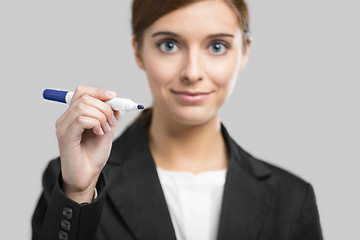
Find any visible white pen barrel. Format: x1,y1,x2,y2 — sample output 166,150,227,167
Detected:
65,92,74,104
105,98,138,111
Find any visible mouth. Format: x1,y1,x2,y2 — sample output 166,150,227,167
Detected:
171,90,212,104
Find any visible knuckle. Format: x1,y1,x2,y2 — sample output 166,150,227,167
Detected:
96,120,102,128
99,114,107,124
104,104,113,117
55,118,61,128
77,102,86,111
80,94,91,103
55,125,61,135
76,115,85,125
75,85,84,94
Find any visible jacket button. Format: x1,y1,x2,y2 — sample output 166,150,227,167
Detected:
58,230,68,240
61,219,71,231
62,207,73,219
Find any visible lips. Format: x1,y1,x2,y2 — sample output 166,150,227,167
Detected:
171,90,212,104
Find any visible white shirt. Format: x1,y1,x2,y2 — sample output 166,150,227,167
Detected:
156,168,227,240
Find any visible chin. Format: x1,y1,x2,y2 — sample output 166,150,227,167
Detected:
168,105,218,126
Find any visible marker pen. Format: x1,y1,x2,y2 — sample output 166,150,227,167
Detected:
43,89,144,111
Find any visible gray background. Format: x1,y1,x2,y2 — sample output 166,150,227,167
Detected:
1,0,359,239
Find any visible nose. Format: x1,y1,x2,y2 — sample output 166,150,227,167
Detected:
180,49,204,84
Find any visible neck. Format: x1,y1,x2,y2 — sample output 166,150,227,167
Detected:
149,108,228,174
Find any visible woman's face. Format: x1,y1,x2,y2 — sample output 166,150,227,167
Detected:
133,0,250,126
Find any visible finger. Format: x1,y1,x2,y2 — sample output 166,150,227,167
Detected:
69,115,104,137
64,103,112,135
104,111,123,139
71,94,117,126
71,85,116,104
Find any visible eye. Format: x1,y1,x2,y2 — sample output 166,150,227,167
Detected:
157,40,179,53
209,41,228,55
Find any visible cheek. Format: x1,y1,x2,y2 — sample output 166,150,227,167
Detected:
206,54,240,94
142,50,181,98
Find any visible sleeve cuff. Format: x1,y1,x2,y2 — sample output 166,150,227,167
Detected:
40,171,107,240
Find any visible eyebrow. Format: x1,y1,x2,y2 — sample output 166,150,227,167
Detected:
152,31,234,39
152,31,180,38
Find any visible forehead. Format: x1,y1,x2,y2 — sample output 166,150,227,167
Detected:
144,1,241,38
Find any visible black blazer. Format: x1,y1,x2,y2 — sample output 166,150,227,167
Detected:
32,110,323,240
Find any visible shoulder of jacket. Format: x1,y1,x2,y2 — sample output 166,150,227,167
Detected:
230,137,309,192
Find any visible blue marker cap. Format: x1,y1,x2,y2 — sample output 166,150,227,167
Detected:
43,89,68,103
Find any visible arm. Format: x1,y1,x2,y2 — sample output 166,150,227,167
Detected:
291,184,323,240
32,158,106,240
33,86,121,239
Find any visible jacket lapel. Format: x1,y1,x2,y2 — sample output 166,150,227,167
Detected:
104,110,273,240
105,115,177,239
217,126,273,240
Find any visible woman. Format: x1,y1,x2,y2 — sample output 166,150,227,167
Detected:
32,0,323,239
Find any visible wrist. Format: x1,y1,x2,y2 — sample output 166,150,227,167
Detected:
62,179,98,204
63,185,96,203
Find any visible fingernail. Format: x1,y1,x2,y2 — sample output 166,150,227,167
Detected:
106,91,116,98
99,128,104,135
106,122,112,132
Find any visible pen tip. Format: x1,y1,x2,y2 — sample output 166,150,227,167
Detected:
137,104,144,110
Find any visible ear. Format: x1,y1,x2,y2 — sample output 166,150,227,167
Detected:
238,35,252,72
132,35,145,70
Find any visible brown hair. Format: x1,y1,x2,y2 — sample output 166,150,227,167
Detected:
131,0,250,51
